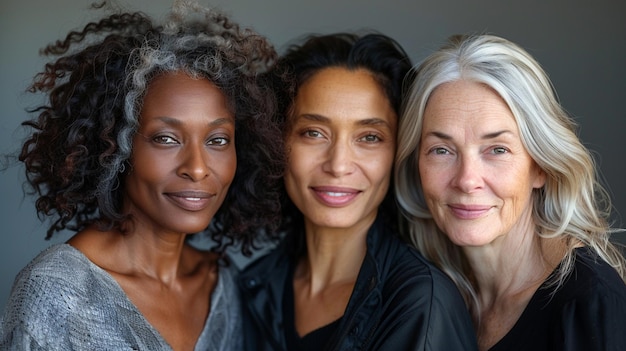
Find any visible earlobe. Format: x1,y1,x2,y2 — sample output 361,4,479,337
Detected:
533,167,547,189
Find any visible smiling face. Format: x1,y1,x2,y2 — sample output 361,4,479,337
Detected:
418,80,545,247
284,67,397,233
123,72,236,236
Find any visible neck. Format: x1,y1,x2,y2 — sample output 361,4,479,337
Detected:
115,221,194,284
296,219,372,293
464,229,566,313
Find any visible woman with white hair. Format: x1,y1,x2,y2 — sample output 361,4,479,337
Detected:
395,33,626,350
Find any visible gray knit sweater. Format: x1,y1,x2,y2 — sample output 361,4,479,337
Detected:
0,244,242,350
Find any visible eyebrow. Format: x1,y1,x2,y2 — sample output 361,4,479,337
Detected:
294,113,393,129
154,116,234,127
425,129,513,140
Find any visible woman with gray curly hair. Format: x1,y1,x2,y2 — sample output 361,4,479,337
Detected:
395,33,626,350
1,2,284,350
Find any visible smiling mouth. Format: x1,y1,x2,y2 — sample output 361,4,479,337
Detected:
448,204,491,219
311,187,360,207
165,192,215,211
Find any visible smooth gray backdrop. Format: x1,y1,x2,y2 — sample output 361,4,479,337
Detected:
1,0,625,311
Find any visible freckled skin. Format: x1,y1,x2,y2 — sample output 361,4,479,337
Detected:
418,80,546,248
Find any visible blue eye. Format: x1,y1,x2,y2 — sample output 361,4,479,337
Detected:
492,147,508,154
432,147,450,155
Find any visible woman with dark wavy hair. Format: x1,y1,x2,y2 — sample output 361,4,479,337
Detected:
239,32,477,350
0,1,283,350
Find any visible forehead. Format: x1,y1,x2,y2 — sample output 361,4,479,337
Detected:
291,67,396,123
139,72,234,128
425,80,517,127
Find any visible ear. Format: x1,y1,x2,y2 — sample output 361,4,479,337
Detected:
532,165,547,189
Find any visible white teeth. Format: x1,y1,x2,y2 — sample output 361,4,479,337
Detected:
326,192,349,197
185,197,202,201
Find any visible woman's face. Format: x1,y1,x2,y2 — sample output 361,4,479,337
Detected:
284,67,397,233
418,80,545,247
123,72,236,235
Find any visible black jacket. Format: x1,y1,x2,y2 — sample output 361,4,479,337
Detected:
238,218,478,350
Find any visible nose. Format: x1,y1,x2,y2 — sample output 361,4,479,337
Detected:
452,154,483,193
177,143,210,181
321,140,356,177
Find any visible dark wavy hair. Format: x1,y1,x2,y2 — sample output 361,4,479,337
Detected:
272,32,413,255
18,1,285,255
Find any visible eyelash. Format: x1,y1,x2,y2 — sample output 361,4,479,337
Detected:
492,146,508,154
427,146,509,155
152,135,230,146
153,135,178,144
359,133,382,143
300,129,383,143
429,147,450,155
303,130,323,138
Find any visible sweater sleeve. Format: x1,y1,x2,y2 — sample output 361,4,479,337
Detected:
1,321,48,351
0,263,70,350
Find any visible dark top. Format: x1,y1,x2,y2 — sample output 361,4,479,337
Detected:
490,247,626,351
239,216,478,351
283,267,341,351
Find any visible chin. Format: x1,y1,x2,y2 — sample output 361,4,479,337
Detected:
446,232,494,248
171,221,213,235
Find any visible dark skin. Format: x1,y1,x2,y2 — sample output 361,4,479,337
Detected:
69,72,237,351
69,227,218,350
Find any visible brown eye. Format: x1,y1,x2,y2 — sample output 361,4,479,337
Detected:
359,134,381,143
303,130,323,138
153,135,178,144
207,137,229,146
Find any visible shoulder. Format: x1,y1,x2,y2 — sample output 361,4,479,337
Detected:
530,247,626,323
1,244,121,348
536,247,626,348
378,232,461,293
4,243,116,314
373,233,470,315
556,247,626,302
239,242,289,287
364,234,478,350
10,243,95,290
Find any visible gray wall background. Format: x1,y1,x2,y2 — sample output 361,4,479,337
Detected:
1,0,625,311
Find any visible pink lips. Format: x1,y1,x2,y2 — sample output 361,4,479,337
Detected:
448,204,492,220
165,191,214,211
311,186,360,207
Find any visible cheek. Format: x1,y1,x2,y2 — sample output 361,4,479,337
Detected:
418,159,437,194
284,157,306,195
368,154,393,187
285,143,311,182
216,149,237,185
128,151,168,184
